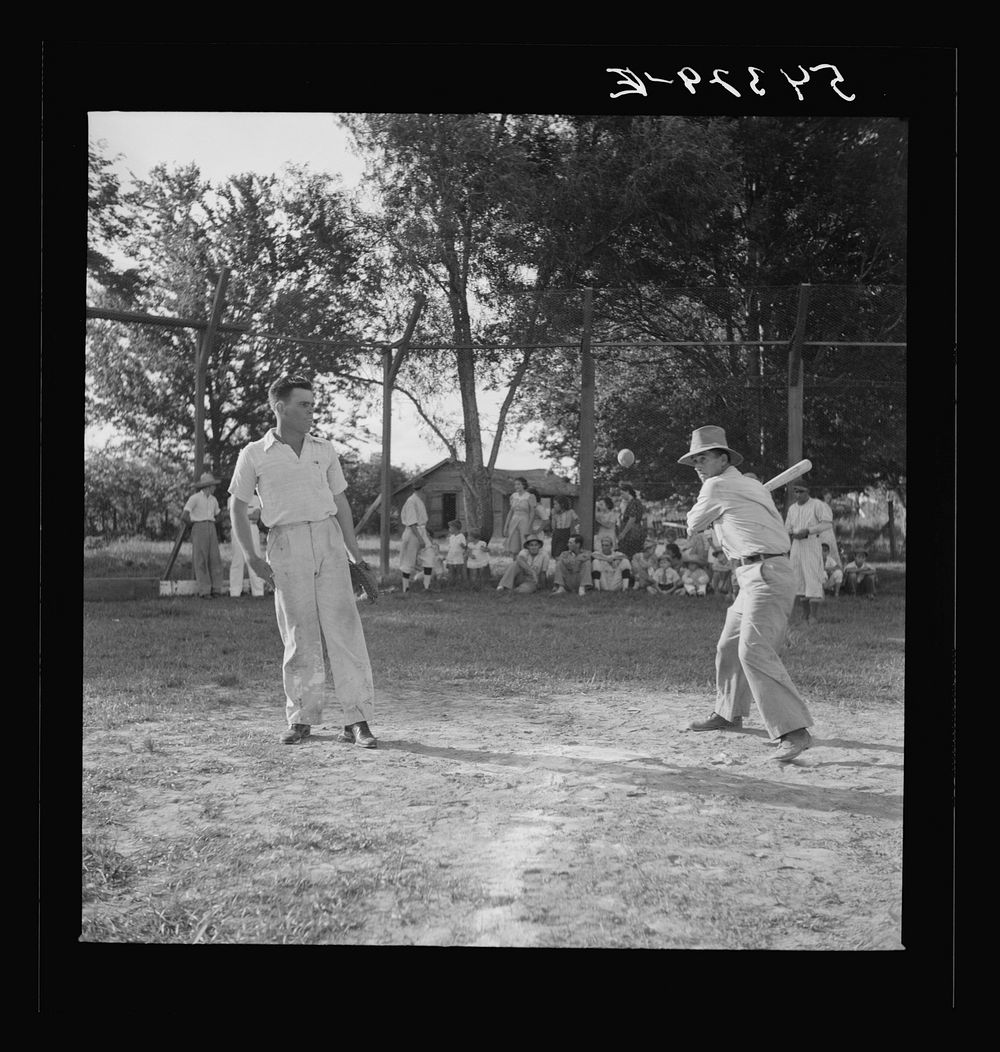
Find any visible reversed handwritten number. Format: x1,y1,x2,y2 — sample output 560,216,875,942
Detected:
606,68,647,98
809,63,856,102
677,67,701,94
710,69,740,97
781,64,812,101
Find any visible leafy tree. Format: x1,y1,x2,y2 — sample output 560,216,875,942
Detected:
87,143,145,299
512,117,906,498
86,153,385,482
340,113,738,539
84,445,192,538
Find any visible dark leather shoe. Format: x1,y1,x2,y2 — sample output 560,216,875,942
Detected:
281,723,311,744
688,712,743,731
773,728,812,762
338,721,378,748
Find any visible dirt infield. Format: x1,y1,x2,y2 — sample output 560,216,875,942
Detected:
82,680,902,948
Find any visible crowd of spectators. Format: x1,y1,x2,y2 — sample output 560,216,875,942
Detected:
402,484,877,604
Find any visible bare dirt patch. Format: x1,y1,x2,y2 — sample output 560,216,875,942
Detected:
82,681,902,948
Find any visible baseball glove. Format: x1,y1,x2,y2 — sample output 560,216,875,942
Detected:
349,559,379,602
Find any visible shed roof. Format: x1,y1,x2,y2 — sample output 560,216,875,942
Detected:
392,460,577,498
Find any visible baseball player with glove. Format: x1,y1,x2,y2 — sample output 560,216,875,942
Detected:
229,375,379,748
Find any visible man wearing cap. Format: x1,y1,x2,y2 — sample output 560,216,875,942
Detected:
399,477,432,594
785,482,834,622
228,375,377,748
679,426,814,762
182,471,226,598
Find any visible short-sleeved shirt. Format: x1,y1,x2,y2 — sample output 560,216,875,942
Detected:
183,491,219,522
228,429,346,527
401,493,429,528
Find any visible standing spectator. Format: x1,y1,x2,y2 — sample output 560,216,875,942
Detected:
527,487,549,537
399,478,433,594
630,538,660,592
497,535,549,593
785,482,834,622
616,484,648,561
503,477,536,556
594,497,618,547
182,471,226,599
549,497,579,559
822,542,844,597
443,519,468,588
229,492,266,598
591,536,632,592
844,549,878,598
552,534,591,595
465,529,491,591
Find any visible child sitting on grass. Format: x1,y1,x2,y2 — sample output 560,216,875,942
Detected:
681,555,710,596
822,542,844,598
651,554,683,594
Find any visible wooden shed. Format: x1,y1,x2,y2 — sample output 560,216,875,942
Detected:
392,460,579,539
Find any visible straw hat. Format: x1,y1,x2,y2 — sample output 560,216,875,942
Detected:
524,534,544,549
677,426,744,467
193,471,221,489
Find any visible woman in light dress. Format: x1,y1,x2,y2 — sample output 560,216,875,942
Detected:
503,476,536,556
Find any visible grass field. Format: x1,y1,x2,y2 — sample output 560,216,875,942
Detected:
82,544,905,946
84,565,904,727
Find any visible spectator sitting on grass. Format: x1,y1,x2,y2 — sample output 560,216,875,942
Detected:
630,538,660,592
681,554,711,596
591,536,632,592
549,497,579,559
497,534,549,593
652,554,684,594
708,547,733,596
444,519,468,589
844,549,878,598
822,542,844,598
552,534,591,595
465,528,491,591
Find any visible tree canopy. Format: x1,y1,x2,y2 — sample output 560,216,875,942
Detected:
87,115,906,526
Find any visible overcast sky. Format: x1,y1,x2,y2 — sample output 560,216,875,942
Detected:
87,111,552,472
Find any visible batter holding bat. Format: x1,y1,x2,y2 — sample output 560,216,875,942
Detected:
679,426,813,762
229,375,378,749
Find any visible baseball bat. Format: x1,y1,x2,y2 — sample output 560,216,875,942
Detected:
763,459,812,492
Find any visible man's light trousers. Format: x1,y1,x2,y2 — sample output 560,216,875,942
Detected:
267,517,375,729
714,555,813,740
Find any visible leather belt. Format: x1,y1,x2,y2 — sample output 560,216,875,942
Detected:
739,552,788,566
